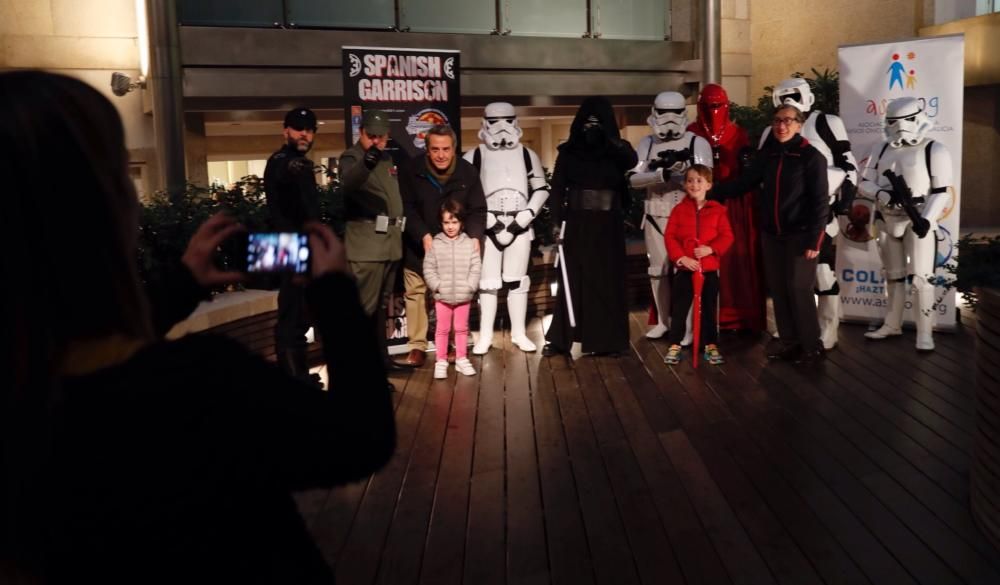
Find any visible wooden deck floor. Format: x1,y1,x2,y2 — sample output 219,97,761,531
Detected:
298,308,1000,585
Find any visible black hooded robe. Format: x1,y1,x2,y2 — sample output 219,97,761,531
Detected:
546,97,638,354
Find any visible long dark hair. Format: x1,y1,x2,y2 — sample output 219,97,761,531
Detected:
0,71,153,570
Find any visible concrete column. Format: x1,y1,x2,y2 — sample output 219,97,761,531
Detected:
540,119,554,171
702,0,722,84
184,113,209,187
148,0,186,199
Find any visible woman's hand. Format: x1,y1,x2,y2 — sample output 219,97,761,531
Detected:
305,221,348,278
693,245,713,259
804,249,819,260
181,213,245,288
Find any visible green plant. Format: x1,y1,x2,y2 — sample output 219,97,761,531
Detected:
731,68,842,145
946,234,1000,310
137,166,339,292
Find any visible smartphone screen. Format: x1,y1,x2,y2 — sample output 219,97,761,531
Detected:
246,232,310,274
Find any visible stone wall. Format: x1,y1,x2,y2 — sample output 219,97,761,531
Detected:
748,0,924,101
0,0,157,194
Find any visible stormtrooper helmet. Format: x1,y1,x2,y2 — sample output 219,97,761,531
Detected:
648,91,688,140
884,97,932,147
771,77,815,112
479,102,522,150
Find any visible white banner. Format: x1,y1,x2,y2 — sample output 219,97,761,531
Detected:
837,34,963,329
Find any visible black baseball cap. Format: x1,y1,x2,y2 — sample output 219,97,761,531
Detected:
284,107,317,131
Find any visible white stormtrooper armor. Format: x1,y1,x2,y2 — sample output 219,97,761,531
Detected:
464,102,549,353
859,97,952,351
628,91,712,340
760,77,859,350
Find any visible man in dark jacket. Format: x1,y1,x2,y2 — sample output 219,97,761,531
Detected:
713,104,829,365
339,109,409,371
399,125,487,367
263,107,321,383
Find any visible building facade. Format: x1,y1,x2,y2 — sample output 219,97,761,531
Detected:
1,0,996,224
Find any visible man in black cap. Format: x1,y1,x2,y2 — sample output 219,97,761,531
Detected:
264,107,321,384
338,109,410,371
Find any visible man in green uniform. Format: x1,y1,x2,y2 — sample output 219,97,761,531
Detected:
339,109,410,370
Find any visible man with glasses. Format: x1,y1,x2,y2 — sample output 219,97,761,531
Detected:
760,77,859,350
714,104,829,365
264,107,322,384
859,96,953,352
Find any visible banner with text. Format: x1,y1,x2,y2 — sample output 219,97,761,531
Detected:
342,46,461,165
836,34,963,329
342,46,461,351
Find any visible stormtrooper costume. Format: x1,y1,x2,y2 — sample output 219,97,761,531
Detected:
463,102,549,354
628,92,712,339
859,97,953,351
760,78,859,350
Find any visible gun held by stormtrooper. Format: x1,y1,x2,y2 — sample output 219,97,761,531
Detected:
882,169,931,238
647,148,692,172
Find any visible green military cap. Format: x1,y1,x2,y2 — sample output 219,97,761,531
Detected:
362,109,391,135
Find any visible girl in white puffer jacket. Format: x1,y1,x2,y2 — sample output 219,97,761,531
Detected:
423,199,482,379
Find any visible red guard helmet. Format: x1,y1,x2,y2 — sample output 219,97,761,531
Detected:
697,84,732,140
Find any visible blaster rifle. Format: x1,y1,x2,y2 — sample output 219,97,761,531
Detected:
882,169,931,238
648,148,692,172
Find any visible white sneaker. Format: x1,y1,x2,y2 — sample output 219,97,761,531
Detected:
455,357,476,376
511,335,537,352
434,360,448,379
680,331,694,346
645,323,668,339
864,325,903,340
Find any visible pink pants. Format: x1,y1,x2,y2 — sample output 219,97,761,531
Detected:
435,300,470,360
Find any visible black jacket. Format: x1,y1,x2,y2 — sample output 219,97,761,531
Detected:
399,154,487,273
715,134,828,251
263,144,321,231
44,268,395,584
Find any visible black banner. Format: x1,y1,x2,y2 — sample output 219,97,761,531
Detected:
342,46,462,163
342,46,462,352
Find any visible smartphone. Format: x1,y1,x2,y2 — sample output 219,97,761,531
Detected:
244,232,310,274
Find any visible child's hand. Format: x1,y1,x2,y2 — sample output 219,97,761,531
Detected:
693,245,713,259
679,256,701,271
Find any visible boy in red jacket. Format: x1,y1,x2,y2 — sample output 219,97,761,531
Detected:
663,164,735,365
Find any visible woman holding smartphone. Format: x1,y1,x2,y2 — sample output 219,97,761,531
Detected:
0,71,396,583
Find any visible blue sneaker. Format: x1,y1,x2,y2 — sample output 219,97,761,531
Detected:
664,344,683,365
703,344,724,365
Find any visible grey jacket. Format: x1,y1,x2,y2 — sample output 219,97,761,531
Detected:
422,232,481,304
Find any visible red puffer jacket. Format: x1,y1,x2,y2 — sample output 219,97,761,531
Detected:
664,197,735,272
